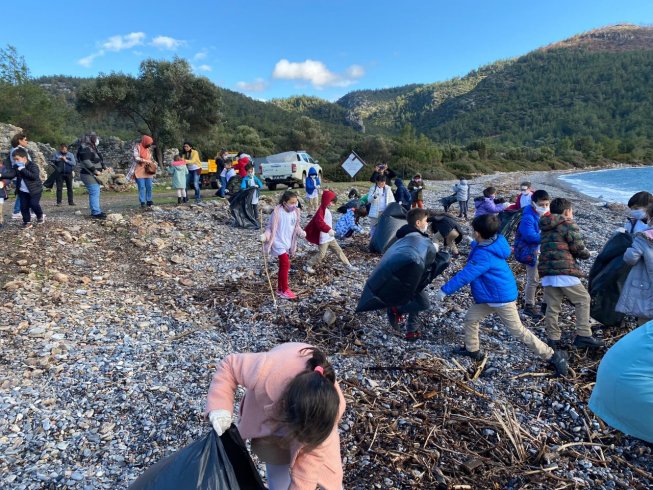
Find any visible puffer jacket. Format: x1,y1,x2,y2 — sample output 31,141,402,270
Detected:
474,196,507,217
513,205,541,266
616,229,653,318
305,167,321,195
367,184,395,219
441,234,518,303
538,214,590,278
0,161,43,196
453,180,469,201
77,143,105,186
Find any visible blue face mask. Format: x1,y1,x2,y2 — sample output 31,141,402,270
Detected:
630,209,646,220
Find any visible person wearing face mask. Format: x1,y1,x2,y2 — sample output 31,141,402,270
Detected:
506,181,534,211
77,132,107,219
473,187,509,217
386,208,438,341
368,174,396,238
408,173,426,209
261,190,307,300
513,190,550,319
132,135,157,208
621,191,653,234
616,203,653,325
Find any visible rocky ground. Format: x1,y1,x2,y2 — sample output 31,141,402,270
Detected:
1,172,651,490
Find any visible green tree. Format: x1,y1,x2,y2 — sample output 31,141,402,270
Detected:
287,116,329,157
77,57,221,162
0,45,30,84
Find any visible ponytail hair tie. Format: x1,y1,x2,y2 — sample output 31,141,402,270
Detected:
314,366,324,376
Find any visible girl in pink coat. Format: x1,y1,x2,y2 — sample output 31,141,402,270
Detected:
206,342,346,490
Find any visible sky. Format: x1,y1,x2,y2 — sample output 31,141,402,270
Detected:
3,0,652,101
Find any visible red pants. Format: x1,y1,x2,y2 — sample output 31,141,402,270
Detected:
278,253,290,292
412,200,424,209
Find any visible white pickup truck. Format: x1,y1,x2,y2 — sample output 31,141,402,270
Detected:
255,151,322,191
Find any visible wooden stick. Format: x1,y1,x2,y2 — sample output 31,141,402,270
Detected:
259,207,277,308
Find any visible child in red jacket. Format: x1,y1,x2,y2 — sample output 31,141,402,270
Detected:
304,189,356,273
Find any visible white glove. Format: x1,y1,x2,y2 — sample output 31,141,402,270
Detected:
260,233,267,243
435,289,447,302
208,409,232,436
328,229,335,237
615,227,627,234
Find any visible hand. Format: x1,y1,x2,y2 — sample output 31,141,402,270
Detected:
208,409,232,436
260,233,267,243
435,290,447,302
464,235,474,244
328,229,335,237
254,184,259,188
94,171,101,176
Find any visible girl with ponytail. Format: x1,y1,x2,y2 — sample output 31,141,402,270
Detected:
206,342,345,490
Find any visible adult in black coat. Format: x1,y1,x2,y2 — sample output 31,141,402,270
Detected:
369,164,396,186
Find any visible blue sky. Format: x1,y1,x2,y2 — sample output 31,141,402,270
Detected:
4,0,652,101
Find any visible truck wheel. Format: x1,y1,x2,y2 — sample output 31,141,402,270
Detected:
300,172,307,189
267,183,277,191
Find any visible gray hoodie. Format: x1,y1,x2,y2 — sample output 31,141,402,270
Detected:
453,180,469,201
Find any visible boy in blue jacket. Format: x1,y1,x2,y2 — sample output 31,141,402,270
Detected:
436,214,568,375
513,190,550,319
305,167,321,215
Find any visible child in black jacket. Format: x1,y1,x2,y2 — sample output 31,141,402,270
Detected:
0,148,43,228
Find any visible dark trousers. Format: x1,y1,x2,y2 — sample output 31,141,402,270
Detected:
43,168,58,189
458,200,468,217
56,173,74,204
18,190,43,224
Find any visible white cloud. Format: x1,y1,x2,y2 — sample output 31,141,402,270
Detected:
194,50,208,60
198,64,212,72
151,35,184,50
78,52,103,67
272,59,365,89
102,32,145,51
236,78,269,93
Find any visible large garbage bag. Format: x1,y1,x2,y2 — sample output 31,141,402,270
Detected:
589,320,653,443
357,233,450,312
230,188,260,229
499,208,522,241
337,198,363,215
369,202,407,253
588,232,633,327
226,176,242,195
440,193,457,212
129,426,265,490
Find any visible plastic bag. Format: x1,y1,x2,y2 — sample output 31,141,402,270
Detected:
230,187,260,229
369,202,407,253
129,426,265,490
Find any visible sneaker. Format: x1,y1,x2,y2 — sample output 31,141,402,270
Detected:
304,265,315,274
277,289,297,300
523,304,543,320
69,202,76,206
573,335,605,349
546,338,561,349
12,212,22,220
23,222,33,230
147,201,153,207
140,202,145,209
91,213,107,220
386,307,403,330
56,203,62,207
405,331,421,341
453,345,485,361
36,216,45,224
549,350,569,376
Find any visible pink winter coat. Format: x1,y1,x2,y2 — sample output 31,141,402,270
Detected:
206,343,346,490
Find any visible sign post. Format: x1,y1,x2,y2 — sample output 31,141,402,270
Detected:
341,151,366,181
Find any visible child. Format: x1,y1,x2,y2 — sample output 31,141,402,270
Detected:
437,214,569,375
0,179,6,229
393,178,412,209
368,174,396,238
408,173,425,208
539,198,604,349
474,187,509,217
514,189,550,319
453,177,470,219
0,148,44,229
305,167,321,215
616,203,653,326
304,190,355,273
218,160,236,198
622,191,653,234
261,191,306,300
206,343,345,490
387,208,437,340
240,163,263,216
428,212,465,257
169,155,189,204
335,206,367,239
506,181,534,211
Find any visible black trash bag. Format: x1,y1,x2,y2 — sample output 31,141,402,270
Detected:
369,202,407,254
439,193,457,212
337,198,363,215
220,426,266,490
499,208,522,241
588,232,634,327
357,233,450,312
230,188,260,229
130,429,239,490
227,175,242,195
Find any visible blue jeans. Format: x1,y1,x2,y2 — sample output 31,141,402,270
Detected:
218,176,228,197
85,183,102,215
13,193,21,213
135,177,153,204
188,171,201,201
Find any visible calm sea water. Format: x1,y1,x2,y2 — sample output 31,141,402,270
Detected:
559,167,653,204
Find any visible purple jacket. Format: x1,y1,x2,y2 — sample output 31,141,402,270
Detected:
474,197,507,217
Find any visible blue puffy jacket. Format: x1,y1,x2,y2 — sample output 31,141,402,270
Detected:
305,167,320,194
513,205,541,266
442,234,518,303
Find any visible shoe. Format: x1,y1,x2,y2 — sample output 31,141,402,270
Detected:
573,335,605,349
277,289,297,300
23,222,33,229
546,338,561,349
147,201,153,207
523,304,543,320
549,350,569,376
69,202,76,206
37,216,45,224
387,307,403,330
177,198,182,205
405,331,421,341
304,265,315,274
91,213,107,220
453,345,485,361
12,213,22,220
140,202,145,208
541,303,547,316
183,197,188,203
56,203,62,207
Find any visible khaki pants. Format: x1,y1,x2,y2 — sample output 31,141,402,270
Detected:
308,240,351,267
0,200,3,224
306,196,318,214
463,302,553,359
434,229,459,255
543,284,593,340
524,263,539,306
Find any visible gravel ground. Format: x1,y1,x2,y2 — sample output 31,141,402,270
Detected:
1,171,651,489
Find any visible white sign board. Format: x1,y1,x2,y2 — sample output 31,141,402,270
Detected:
341,152,365,178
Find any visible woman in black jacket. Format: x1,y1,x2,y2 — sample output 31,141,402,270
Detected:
0,147,43,228
76,132,107,219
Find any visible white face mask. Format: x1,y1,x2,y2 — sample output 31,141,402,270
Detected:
630,209,646,220
535,205,549,216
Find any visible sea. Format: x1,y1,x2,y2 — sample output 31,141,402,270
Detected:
559,166,653,204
